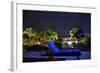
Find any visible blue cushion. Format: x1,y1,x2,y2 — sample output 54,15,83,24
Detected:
60,49,80,53
48,41,60,53
48,41,81,53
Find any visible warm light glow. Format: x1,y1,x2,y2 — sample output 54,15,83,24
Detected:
76,41,78,43
67,41,72,45
37,42,40,45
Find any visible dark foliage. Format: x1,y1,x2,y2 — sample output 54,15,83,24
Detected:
54,41,62,49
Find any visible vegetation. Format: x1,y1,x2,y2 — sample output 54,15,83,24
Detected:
45,29,58,41
23,27,58,50
69,27,90,50
69,27,84,38
54,41,62,49
23,27,38,46
69,27,79,38
78,36,91,50
23,27,90,51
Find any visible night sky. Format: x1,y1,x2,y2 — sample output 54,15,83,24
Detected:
23,10,91,37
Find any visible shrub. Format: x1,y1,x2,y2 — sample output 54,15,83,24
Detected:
54,41,62,49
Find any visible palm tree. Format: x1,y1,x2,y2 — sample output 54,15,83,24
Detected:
69,27,79,38
69,27,84,38
69,27,84,47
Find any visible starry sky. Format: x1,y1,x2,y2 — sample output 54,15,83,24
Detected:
23,10,91,37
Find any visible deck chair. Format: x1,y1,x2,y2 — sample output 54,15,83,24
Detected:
42,41,81,59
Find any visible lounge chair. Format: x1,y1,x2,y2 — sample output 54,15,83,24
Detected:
42,41,81,59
